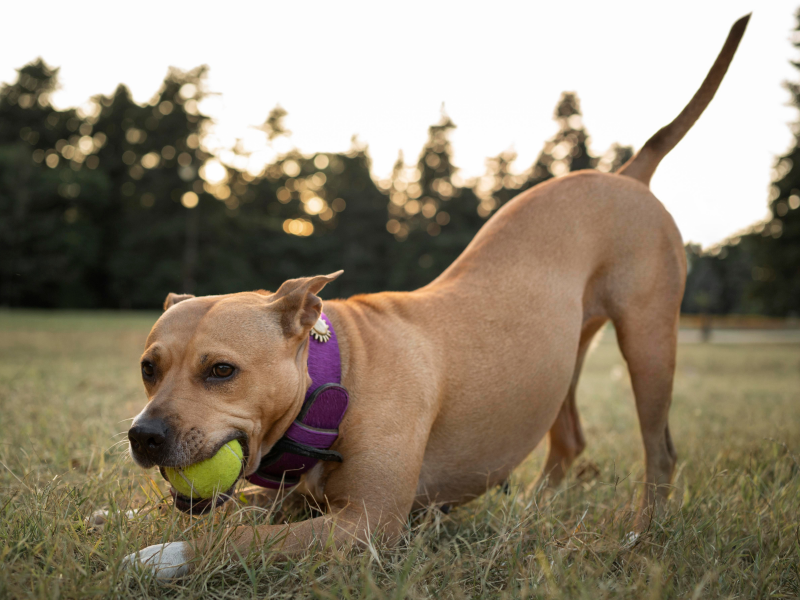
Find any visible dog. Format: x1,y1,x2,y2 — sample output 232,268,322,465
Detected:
122,15,750,578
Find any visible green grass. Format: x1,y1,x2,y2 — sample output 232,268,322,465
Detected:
0,311,798,598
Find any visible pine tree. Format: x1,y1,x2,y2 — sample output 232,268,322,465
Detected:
256,105,291,141
0,57,709,308
482,92,625,218
388,111,466,240
103,66,220,306
385,111,481,289
524,92,596,185
0,59,110,306
598,143,634,174
747,33,800,315
479,149,523,218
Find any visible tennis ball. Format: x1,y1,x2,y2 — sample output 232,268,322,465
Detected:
164,440,243,499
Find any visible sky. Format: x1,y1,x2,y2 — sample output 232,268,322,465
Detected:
1,0,797,247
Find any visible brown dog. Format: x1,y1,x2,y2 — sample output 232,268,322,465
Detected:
123,16,749,578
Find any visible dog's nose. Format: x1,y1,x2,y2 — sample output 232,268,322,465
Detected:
128,418,169,462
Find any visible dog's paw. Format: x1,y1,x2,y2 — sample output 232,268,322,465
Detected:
122,542,192,579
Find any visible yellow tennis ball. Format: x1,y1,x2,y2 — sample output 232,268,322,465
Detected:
164,440,243,499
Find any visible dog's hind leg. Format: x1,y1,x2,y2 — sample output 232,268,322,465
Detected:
613,310,680,530
536,374,585,489
536,318,607,489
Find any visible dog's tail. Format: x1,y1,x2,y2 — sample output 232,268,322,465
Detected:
617,14,750,186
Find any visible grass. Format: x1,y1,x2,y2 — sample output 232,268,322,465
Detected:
0,310,798,598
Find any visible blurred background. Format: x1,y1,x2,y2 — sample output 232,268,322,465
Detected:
0,1,798,316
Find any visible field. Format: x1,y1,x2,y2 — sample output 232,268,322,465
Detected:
0,310,799,599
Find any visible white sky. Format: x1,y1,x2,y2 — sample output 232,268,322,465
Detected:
1,0,797,247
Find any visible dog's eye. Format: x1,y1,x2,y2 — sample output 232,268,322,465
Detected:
141,361,155,378
211,363,235,379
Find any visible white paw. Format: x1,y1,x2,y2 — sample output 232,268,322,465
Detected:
123,542,192,579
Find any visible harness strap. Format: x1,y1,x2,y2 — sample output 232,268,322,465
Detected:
246,314,349,490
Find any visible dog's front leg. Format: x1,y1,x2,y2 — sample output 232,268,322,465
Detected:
226,504,397,558
122,506,378,579
124,407,432,579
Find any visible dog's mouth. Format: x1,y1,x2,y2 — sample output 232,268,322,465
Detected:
158,433,250,515
164,480,238,514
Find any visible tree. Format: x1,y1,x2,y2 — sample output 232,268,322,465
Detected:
256,105,291,141
0,58,673,309
746,44,800,316
103,66,217,307
0,59,110,307
478,149,524,217
385,111,482,290
481,92,628,218
518,91,598,197
682,10,800,318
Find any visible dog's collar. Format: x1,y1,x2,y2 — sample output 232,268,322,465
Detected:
246,312,349,490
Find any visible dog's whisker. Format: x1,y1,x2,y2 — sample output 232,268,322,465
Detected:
107,441,129,452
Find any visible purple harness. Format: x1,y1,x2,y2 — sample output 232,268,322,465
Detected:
246,313,349,490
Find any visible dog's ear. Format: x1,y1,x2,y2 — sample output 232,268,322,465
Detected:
269,271,343,338
163,293,195,311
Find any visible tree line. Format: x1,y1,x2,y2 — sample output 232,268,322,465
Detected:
0,40,797,315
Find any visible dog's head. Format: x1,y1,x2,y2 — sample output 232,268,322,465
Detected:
127,271,342,481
